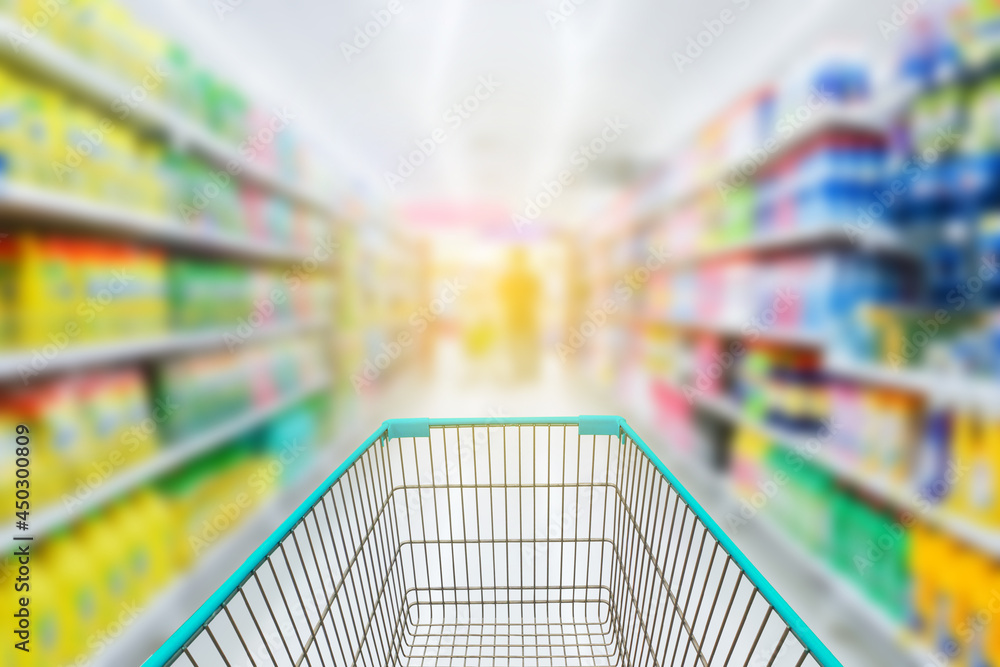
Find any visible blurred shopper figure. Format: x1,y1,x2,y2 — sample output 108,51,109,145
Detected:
498,247,541,381
461,280,499,381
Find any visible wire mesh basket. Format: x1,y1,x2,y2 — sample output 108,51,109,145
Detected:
145,416,842,667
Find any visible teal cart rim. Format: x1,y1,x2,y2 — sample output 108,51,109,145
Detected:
143,415,844,667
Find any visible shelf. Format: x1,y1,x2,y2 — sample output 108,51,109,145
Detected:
826,355,1000,411
749,510,926,667
90,498,285,667
648,101,889,218
625,398,927,667
0,317,328,382
0,376,330,547
0,17,330,214
89,426,362,667
662,224,914,269
681,387,1000,559
0,183,323,263
656,318,827,348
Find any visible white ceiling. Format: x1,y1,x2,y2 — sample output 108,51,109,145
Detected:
124,0,907,224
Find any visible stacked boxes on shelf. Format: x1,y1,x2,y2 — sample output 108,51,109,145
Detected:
0,232,330,353
0,395,329,667
0,1,335,665
609,1,1000,663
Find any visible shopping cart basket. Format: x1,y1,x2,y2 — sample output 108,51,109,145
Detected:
145,416,842,667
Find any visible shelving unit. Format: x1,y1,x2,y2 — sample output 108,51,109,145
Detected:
0,316,328,381
0,376,329,546
0,16,330,214
0,8,341,667
640,98,896,221
602,41,1000,666
0,183,324,262
645,385,955,666
826,355,1000,411
84,424,362,667
749,510,928,667
658,223,914,269
656,318,828,348
681,386,1000,558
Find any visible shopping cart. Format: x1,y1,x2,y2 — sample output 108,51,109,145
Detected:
144,416,843,667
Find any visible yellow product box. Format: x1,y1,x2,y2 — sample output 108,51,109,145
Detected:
45,532,101,664
988,558,1000,667
63,0,103,62
2,550,63,667
0,75,34,186
59,101,97,197
935,537,968,659
962,554,1000,667
109,501,158,604
0,66,24,180
121,246,150,338
79,515,131,631
949,408,1000,529
15,234,77,349
74,239,105,342
977,416,1000,528
37,380,96,506
134,491,178,588
35,86,65,190
949,409,980,516
145,247,169,336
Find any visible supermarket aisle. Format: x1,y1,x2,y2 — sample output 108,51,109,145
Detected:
357,339,891,667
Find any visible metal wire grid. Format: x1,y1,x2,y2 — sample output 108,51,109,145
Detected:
161,422,830,667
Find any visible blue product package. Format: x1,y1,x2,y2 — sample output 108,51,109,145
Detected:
977,211,1000,305
926,216,975,308
915,407,951,503
756,175,777,232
